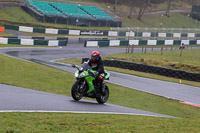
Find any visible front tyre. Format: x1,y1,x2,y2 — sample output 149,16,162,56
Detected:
71,81,83,101
96,85,109,104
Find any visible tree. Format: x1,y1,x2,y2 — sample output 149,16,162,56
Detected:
113,0,118,13
128,0,135,19
165,0,172,17
127,0,151,20
137,0,151,20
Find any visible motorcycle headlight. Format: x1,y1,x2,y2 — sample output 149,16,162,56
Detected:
74,71,79,78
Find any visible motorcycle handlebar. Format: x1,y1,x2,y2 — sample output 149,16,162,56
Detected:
72,64,80,70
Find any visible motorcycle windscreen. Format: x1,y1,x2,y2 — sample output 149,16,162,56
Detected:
81,62,91,71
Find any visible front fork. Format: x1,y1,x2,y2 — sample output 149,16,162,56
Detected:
77,79,85,92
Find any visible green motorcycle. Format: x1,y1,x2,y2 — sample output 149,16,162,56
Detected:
71,62,110,104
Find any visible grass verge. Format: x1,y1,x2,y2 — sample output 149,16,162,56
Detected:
121,12,200,28
103,48,200,73
1,51,198,116
0,112,200,133
1,47,200,132
0,31,15,36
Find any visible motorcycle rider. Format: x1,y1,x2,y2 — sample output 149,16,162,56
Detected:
88,51,106,94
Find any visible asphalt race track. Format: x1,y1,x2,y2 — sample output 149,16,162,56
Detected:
0,84,175,118
0,42,200,117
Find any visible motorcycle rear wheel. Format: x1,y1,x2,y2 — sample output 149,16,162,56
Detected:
71,81,83,101
96,85,109,104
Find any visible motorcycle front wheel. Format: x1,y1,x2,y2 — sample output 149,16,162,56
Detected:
71,81,83,101
96,85,109,104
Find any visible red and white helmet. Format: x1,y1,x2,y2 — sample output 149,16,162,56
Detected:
91,51,100,62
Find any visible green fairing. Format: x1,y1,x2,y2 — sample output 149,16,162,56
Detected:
76,70,95,93
104,71,110,80
72,63,110,104
76,69,110,93
85,70,96,93
85,76,95,93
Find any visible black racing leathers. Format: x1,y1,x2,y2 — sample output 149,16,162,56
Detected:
88,56,105,74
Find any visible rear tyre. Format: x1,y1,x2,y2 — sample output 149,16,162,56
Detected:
96,85,109,104
71,81,83,101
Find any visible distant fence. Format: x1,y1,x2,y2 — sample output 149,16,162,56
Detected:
110,27,200,32
85,40,200,47
0,36,68,40
5,24,200,39
4,24,108,36
82,58,200,82
0,37,67,46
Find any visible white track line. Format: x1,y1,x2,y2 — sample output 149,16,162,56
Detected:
0,110,174,117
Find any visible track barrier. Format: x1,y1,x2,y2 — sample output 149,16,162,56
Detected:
82,58,200,82
0,38,68,46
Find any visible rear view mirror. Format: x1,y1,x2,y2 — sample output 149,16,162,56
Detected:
72,64,76,68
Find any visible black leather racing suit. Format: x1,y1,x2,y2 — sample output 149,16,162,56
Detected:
88,56,105,74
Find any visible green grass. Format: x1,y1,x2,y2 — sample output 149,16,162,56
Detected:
156,0,192,11
1,48,200,132
1,112,200,133
0,7,38,24
0,54,73,95
103,48,200,73
0,31,15,36
121,13,200,28
1,53,200,132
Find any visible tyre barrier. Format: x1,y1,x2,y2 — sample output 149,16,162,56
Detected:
82,58,200,82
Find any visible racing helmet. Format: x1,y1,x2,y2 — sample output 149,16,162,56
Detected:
91,51,100,62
